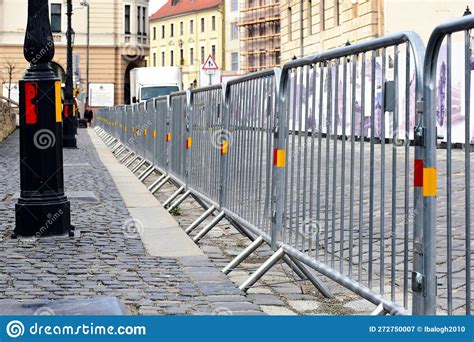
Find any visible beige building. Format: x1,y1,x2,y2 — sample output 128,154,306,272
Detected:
0,0,149,106
149,0,226,88
280,0,471,65
224,0,242,76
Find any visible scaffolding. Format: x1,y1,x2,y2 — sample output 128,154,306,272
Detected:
239,0,280,73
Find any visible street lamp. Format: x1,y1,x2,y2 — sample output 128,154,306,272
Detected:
15,0,72,237
80,0,90,108
63,0,77,148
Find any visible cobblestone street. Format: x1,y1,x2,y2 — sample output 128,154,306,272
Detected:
0,130,264,315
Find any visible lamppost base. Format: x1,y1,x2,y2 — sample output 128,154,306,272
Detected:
63,135,77,148
15,197,71,237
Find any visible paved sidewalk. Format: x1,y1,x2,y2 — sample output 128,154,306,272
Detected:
0,130,263,315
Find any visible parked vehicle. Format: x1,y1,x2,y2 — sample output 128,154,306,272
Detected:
130,67,182,103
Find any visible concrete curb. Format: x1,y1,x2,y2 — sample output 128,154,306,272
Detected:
88,129,204,258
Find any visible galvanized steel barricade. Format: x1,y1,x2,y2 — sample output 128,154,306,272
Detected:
143,100,154,162
418,15,474,315
187,85,224,207
221,69,280,240
273,33,425,315
154,96,170,172
169,92,189,184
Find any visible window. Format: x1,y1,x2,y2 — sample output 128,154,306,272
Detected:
320,0,325,31
212,45,216,58
212,16,216,31
190,20,194,34
201,46,205,64
124,5,131,34
142,7,147,35
137,6,141,34
153,53,157,67
231,0,238,12
308,0,312,34
51,4,62,33
200,18,205,32
288,7,292,41
231,22,239,40
180,21,184,35
170,51,174,66
153,27,156,40
180,49,184,65
334,0,340,26
231,52,239,71
170,23,174,37
190,48,194,65
161,25,165,38
161,52,165,66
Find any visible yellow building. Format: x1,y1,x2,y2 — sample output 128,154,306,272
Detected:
149,0,225,88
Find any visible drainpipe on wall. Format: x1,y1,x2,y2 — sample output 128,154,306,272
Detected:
300,0,304,57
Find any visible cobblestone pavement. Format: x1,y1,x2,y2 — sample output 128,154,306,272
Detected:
127,161,373,315
0,130,263,315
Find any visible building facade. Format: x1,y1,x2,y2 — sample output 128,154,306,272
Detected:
280,0,470,65
224,0,242,77
149,0,226,88
280,0,383,64
239,0,281,73
0,0,149,106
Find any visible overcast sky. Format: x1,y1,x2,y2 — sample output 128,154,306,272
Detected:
149,0,167,15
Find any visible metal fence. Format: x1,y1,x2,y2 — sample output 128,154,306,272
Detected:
418,15,474,315
95,16,474,316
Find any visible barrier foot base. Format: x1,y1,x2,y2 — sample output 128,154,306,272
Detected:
371,303,388,316
167,190,191,212
163,186,185,208
125,155,139,168
131,159,147,173
148,174,167,191
287,256,333,299
138,164,155,181
222,236,265,275
150,175,170,194
185,206,216,234
239,247,285,292
119,151,133,163
193,211,226,243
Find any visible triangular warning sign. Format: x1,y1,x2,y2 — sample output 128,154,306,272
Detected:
202,55,219,70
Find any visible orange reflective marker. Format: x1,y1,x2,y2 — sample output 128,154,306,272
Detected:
55,81,62,122
166,133,171,142
25,82,38,125
186,137,192,149
153,130,157,139
423,168,437,197
221,140,229,155
144,128,147,137
273,149,286,168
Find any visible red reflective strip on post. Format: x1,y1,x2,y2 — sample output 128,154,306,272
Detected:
25,82,38,125
64,104,69,118
414,159,423,187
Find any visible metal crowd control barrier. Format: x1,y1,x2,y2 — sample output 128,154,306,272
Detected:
94,17,474,316
418,15,474,315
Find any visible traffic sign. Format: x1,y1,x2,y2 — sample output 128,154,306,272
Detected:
202,55,219,71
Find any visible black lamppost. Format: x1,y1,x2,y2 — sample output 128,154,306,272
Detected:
63,0,77,148
15,0,72,237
